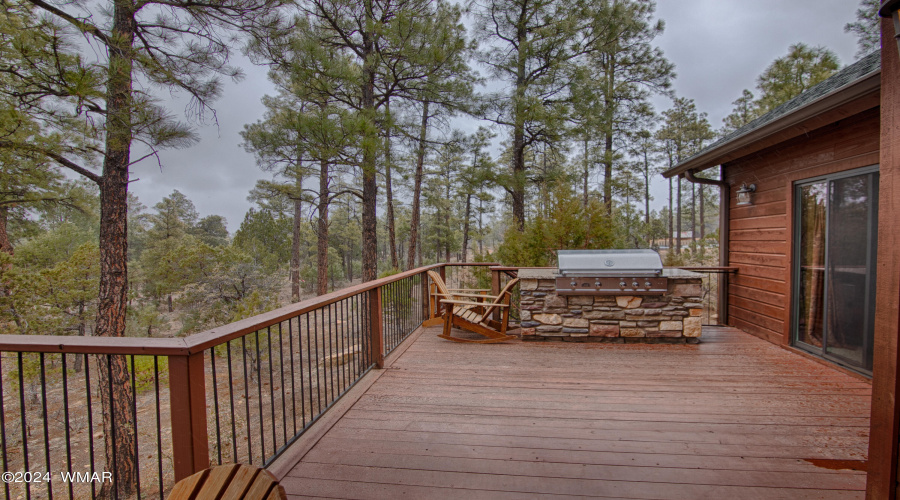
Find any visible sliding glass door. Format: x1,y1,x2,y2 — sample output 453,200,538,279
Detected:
793,166,878,374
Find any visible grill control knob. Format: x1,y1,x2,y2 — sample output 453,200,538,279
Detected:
594,281,601,287
632,281,639,287
570,280,577,286
645,281,652,287
619,281,626,287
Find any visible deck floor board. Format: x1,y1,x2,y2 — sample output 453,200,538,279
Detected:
282,326,870,498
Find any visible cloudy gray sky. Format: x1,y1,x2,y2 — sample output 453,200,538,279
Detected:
128,0,866,230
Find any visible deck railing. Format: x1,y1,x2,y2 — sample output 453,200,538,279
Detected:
676,267,739,326
0,262,497,500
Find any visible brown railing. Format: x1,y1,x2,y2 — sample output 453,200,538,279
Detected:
0,263,496,500
676,267,739,326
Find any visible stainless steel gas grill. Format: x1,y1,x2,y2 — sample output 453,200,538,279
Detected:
555,249,668,295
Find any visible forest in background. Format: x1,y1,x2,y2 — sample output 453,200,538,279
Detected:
0,0,880,341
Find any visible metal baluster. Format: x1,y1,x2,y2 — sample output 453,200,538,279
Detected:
84,355,96,500
61,356,73,500
241,336,252,464
287,318,297,436
38,354,52,500
130,356,141,500
153,358,163,500
255,331,265,462
18,353,30,500
225,343,237,463
278,322,287,445
210,350,221,465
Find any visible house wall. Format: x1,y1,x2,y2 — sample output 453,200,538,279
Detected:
722,106,880,346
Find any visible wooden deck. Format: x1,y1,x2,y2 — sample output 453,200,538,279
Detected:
277,326,871,499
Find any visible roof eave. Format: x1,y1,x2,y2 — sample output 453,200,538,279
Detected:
662,70,882,179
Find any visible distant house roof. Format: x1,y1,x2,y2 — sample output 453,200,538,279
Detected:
663,51,882,178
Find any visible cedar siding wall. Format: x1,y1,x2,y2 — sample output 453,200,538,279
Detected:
722,106,880,345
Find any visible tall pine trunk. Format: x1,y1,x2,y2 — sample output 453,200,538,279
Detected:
407,101,429,270
316,160,329,295
384,104,398,270
675,176,682,255
511,125,526,229
290,174,303,302
445,159,452,263
478,197,484,255
510,19,527,231
691,182,696,247
603,130,613,214
360,29,378,282
667,173,673,250
96,0,138,494
461,194,471,263
582,137,589,209
601,54,616,215
699,184,705,241
642,154,650,226
0,205,23,331
0,206,11,255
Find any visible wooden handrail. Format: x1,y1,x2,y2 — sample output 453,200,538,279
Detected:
674,266,739,273
489,266,555,270
0,262,501,356
444,262,500,267
0,334,190,355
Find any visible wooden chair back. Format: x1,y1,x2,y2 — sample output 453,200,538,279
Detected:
167,464,286,500
479,278,520,320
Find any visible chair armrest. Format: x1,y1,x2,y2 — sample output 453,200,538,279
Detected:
434,292,498,299
439,299,509,308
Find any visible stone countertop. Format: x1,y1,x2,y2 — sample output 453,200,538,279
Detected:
517,268,703,279
518,268,557,280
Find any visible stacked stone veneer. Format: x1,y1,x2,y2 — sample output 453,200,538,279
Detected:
518,269,704,343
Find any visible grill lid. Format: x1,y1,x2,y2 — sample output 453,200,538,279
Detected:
557,249,664,276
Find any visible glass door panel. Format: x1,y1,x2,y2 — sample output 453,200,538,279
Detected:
796,182,827,352
824,174,877,371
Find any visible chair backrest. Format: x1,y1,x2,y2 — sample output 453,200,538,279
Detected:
479,278,520,321
167,464,286,500
426,270,450,296
428,270,519,323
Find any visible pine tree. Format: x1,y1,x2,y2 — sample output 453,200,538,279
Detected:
845,0,881,58
474,0,591,229
1,0,286,491
576,0,672,215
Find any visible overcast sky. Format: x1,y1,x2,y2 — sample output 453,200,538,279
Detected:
128,0,866,231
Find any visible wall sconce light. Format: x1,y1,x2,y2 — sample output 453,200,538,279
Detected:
880,0,900,58
736,183,756,206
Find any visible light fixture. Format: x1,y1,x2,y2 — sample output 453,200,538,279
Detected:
736,183,756,206
880,0,900,58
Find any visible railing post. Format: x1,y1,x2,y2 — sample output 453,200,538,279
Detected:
718,270,730,325
369,287,384,369
421,271,430,321
491,267,502,322
168,352,209,481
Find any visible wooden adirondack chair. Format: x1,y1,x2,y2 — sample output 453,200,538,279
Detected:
423,270,493,327
167,464,286,499
435,275,520,343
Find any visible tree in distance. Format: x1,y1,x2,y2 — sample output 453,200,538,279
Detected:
721,43,840,133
